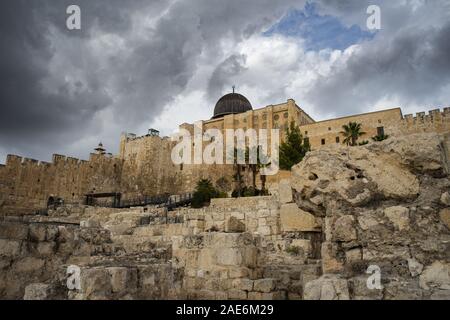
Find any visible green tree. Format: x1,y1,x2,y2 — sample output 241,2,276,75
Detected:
341,122,366,146
191,179,218,208
279,121,310,170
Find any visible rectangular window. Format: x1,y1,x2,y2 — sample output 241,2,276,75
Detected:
321,139,326,145
377,126,385,136
336,137,340,143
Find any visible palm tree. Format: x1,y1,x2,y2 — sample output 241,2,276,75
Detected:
229,147,245,197
341,122,366,146
257,146,271,195
245,146,258,190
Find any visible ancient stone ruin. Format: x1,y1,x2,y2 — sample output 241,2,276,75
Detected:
0,132,449,300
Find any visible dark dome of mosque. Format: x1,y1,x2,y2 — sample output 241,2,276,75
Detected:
212,92,253,119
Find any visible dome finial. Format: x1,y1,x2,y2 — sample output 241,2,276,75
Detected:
232,85,235,94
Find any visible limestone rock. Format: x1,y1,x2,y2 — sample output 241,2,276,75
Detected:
80,220,100,229
80,267,113,299
321,242,343,274
348,276,383,300
278,179,293,204
419,261,450,290
333,215,357,241
384,206,410,231
0,239,21,257
24,283,53,300
107,267,136,293
430,290,450,300
440,192,450,206
291,139,422,206
0,223,28,240
368,133,444,175
13,257,45,274
231,278,253,291
280,204,320,232
357,213,379,230
407,258,424,277
304,275,349,300
253,278,276,293
439,208,450,230
29,224,47,242
290,239,311,257
345,248,362,263
225,217,245,233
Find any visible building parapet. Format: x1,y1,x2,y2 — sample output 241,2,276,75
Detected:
403,107,449,123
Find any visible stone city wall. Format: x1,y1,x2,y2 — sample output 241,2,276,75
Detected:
0,154,122,216
1,104,448,216
300,107,450,149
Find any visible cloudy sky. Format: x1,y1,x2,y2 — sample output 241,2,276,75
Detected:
1,0,449,162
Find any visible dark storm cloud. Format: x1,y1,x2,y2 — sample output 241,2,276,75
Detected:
208,54,248,100
0,0,302,162
1,0,449,162
0,1,111,159
305,2,450,116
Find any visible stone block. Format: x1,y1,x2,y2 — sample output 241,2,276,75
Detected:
231,278,253,291
24,283,53,300
280,204,320,232
0,239,21,257
36,242,56,257
278,179,293,203
261,291,286,300
345,248,362,263
46,226,59,241
439,208,450,230
107,267,137,293
321,242,343,274
0,223,28,240
247,291,262,300
333,215,357,241
407,258,424,277
348,276,383,300
256,225,271,236
80,267,113,299
419,261,450,290
290,239,311,257
430,290,450,300
227,289,247,299
228,267,249,279
29,224,47,242
225,217,245,233
216,248,243,266
253,278,276,293
384,206,410,231
13,257,45,274
357,213,379,230
80,220,100,228
304,275,349,300
57,226,74,243
440,192,450,206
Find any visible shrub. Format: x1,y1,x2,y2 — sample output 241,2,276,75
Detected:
372,134,389,142
286,246,301,256
191,179,219,208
